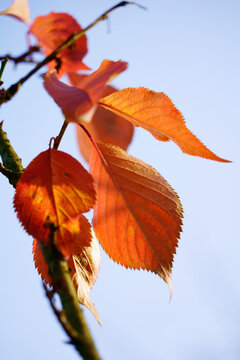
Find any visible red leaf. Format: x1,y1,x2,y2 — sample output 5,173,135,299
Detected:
89,143,183,293
14,148,95,256
0,0,30,24
44,60,127,123
68,73,134,162
33,238,53,286
99,87,230,162
29,12,89,77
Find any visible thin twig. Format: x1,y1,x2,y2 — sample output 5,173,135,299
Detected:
53,120,69,150
0,59,9,82
0,1,142,105
0,46,40,66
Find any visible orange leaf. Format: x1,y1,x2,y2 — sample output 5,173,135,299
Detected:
33,230,101,324
68,73,134,162
44,60,127,123
14,148,95,256
33,238,53,286
0,0,30,24
29,12,89,77
89,143,183,293
99,88,230,162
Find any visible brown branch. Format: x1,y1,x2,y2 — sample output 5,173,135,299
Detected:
0,46,40,65
0,58,9,82
53,120,69,150
0,1,142,105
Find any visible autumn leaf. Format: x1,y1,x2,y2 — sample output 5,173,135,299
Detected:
14,148,95,256
33,238,53,286
29,12,89,77
68,73,134,162
99,87,230,162
0,0,30,24
44,60,127,123
33,231,101,324
89,143,183,293
72,230,101,324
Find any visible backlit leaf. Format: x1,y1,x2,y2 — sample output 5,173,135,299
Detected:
33,238,53,286
44,60,127,123
0,0,30,24
99,87,230,162
14,148,95,256
68,73,134,162
29,12,89,77
73,230,101,324
89,143,183,293
33,231,101,324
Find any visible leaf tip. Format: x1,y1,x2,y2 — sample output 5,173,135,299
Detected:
0,0,31,24
157,268,172,301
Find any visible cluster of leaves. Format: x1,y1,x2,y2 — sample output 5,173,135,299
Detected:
1,0,229,324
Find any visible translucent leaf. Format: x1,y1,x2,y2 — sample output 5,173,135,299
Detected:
68,73,133,162
29,12,88,77
33,229,101,324
90,143,183,294
0,0,30,24
14,148,95,256
44,60,127,123
99,87,230,162
73,230,101,324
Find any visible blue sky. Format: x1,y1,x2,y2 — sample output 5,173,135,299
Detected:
0,1,239,359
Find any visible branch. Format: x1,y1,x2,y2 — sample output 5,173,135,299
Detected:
40,223,101,360
0,1,142,105
53,120,69,150
0,46,40,65
0,162,21,186
0,58,9,82
0,3,146,357
0,123,101,359
0,122,24,186
43,283,82,341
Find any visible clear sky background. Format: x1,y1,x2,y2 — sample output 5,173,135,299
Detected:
0,1,239,359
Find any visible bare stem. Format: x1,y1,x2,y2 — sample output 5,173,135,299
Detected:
0,46,40,66
0,1,140,105
53,120,69,150
0,58,9,81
